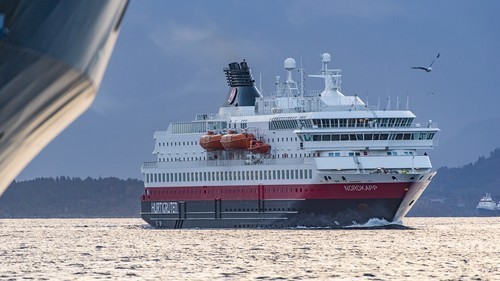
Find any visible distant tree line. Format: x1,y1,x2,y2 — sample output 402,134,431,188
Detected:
0,177,143,218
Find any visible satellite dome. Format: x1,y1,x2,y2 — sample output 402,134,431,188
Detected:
322,53,331,63
284,58,296,70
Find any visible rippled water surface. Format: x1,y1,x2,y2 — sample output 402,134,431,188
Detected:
0,218,498,280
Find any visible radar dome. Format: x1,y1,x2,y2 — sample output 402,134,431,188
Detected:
284,58,296,70
322,53,331,63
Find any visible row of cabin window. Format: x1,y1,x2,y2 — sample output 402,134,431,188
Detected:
312,118,413,128
145,169,314,184
148,187,314,196
158,157,205,162
266,137,299,143
158,153,316,163
158,141,198,147
327,151,414,157
301,132,435,142
228,122,247,129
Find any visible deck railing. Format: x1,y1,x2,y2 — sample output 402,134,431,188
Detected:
142,157,308,170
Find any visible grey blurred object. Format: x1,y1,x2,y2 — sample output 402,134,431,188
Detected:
0,0,129,195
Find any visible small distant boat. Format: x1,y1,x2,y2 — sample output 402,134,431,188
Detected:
475,193,499,216
199,132,224,150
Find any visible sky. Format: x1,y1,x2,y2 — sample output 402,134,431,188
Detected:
16,0,500,181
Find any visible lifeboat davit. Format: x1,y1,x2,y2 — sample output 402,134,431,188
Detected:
220,132,255,150
199,131,224,150
248,140,271,154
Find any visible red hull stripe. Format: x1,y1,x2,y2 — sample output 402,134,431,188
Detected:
142,182,411,201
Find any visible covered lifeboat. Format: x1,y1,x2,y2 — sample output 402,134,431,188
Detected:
248,140,271,154
220,131,255,150
199,131,224,150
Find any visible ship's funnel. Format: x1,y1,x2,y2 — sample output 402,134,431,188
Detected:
223,60,262,107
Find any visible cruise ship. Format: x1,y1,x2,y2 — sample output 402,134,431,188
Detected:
140,53,440,228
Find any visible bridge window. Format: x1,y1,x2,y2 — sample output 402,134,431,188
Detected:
330,119,337,127
339,119,347,127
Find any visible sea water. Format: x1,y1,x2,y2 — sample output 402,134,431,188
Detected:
0,217,498,280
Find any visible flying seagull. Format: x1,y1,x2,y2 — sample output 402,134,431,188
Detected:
411,53,440,72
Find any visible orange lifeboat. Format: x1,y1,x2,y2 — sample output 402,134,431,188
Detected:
220,132,255,150
199,131,224,150
248,140,271,154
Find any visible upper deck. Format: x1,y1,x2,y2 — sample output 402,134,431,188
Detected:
145,52,439,175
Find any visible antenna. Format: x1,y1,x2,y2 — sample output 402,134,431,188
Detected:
275,75,280,96
259,73,263,95
385,64,389,97
299,52,304,96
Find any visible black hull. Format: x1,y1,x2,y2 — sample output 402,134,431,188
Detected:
141,198,403,229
